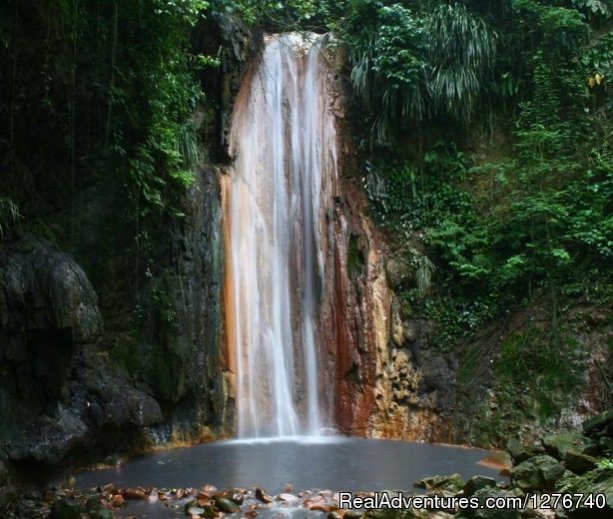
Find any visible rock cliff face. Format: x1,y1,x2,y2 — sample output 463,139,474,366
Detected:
321,175,453,441
0,15,259,471
0,168,231,470
213,38,454,441
313,62,455,441
0,238,162,467
0,18,260,472
132,166,232,443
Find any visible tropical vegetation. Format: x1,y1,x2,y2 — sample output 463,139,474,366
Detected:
1,0,611,434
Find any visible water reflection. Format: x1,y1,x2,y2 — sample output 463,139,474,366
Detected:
77,437,502,493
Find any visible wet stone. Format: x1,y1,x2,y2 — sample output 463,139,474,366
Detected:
563,451,597,475
216,497,241,513
463,476,497,497
186,506,205,516
255,488,273,503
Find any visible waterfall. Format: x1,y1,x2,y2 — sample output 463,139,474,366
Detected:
223,33,337,438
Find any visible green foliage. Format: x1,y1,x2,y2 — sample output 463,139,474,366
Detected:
342,1,428,144
583,31,613,108
495,330,583,417
364,0,612,348
109,0,207,217
210,0,323,28
365,142,472,234
151,286,178,326
572,0,612,18
0,0,208,224
427,3,497,122
597,458,613,470
512,0,588,47
154,0,210,24
339,1,496,145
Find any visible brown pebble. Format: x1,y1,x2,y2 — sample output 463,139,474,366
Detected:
255,488,273,504
120,487,148,500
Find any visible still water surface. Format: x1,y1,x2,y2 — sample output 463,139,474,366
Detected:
76,437,504,518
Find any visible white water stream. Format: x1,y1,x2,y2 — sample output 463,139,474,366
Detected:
223,33,338,438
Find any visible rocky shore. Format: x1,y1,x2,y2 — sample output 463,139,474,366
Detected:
0,410,610,519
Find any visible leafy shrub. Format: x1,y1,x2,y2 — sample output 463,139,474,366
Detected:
340,1,496,145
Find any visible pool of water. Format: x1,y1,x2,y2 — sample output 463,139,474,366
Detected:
76,437,505,518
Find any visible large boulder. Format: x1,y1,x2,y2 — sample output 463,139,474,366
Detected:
582,410,613,437
0,237,103,342
506,438,532,464
5,345,163,464
0,237,162,466
463,476,497,497
543,432,594,461
457,487,520,519
511,455,565,491
6,408,88,465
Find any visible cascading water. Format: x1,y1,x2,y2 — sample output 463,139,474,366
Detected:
222,33,337,439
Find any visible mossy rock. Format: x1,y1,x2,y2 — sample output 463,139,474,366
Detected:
457,488,520,519
506,438,531,464
216,497,240,513
511,454,565,491
564,451,597,474
556,468,613,516
582,410,613,436
543,432,592,461
385,257,413,287
414,473,464,492
463,475,497,497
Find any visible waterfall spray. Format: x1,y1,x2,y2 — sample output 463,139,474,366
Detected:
223,33,337,438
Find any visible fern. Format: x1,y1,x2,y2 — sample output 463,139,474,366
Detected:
426,3,497,123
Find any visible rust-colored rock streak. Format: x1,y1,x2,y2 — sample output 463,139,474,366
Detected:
223,32,443,441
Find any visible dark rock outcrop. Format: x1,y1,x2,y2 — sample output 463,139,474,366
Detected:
134,167,232,441
511,454,565,491
0,236,102,343
0,238,162,469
